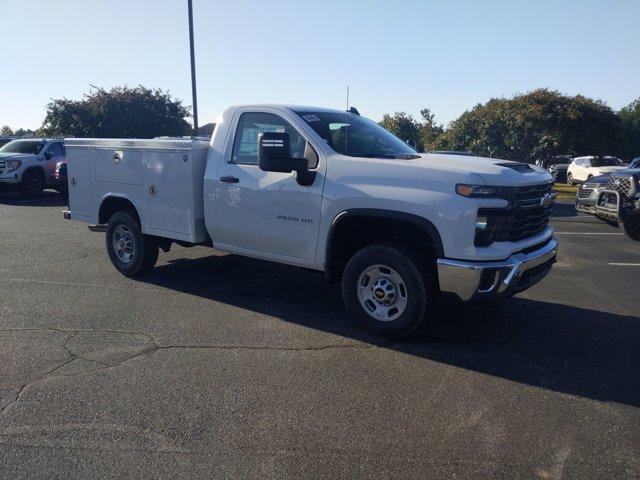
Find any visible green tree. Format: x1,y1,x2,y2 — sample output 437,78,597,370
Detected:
379,110,444,152
13,128,38,138
0,125,13,137
379,112,421,149
40,85,191,138
435,89,623,163
418,108,444,151
619,98,640,158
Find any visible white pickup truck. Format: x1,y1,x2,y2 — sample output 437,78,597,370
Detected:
64,104,558,337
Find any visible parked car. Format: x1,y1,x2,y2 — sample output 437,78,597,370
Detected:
50,160,68,195
536,156,572,183
575,175,609,214
0,138,13,148
566,156,626,185
63,104,558,338
0,138,66,196
596,168,640,241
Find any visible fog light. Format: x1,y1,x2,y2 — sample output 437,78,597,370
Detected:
474,212,503,247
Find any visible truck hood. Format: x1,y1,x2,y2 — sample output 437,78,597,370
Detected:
419,153,553,186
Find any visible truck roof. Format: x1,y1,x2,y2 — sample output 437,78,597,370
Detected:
226,104,353,115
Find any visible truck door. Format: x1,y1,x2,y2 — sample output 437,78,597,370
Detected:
215,110,325,262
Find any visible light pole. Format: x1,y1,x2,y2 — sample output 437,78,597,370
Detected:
187,0,198,136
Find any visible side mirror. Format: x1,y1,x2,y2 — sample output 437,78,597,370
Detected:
258,132,316,186
44,151,54,161
258,132,298,173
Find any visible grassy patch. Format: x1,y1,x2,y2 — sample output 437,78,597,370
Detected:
553,183,577,201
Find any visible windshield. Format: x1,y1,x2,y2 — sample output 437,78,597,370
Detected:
295,111,418,159
0,140,45,155
593,157,623,167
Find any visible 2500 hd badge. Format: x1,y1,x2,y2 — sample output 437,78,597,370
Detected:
277,215,313,224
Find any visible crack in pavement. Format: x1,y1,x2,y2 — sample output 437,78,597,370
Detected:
0,326,379,418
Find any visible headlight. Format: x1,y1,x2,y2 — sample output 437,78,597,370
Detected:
456,184,503,198
6,159,22,171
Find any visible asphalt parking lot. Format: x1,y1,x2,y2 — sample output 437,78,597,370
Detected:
0,190,638,479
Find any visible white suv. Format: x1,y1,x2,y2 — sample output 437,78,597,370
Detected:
0,139,66,197
566,156,626,185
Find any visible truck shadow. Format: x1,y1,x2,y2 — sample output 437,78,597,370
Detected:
551,202,580,218
138,252,640,408
0,189,68,207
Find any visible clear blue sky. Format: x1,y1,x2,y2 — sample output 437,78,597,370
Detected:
1,0,639,130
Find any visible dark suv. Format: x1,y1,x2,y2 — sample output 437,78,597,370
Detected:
596,167,640,241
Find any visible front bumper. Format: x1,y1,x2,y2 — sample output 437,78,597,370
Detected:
575,201,596,214
0,175,20,184
596,189,640,223
436,237,558,303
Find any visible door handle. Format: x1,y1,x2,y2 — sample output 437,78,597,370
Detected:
219,176,239,183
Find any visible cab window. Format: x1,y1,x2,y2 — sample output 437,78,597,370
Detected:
47,142,64,157
231,112,310,166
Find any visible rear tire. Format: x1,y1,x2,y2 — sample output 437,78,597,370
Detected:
341,244,432,338
20,170,44,198
106,210,159,276
622,219,640,242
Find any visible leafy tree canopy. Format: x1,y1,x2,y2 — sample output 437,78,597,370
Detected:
433,89,624,163
619,98,640,158
379,109,444,152
40,85,191,138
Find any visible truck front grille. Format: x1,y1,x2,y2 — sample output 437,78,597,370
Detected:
578,188,594,199
494,206,552,242
606,175,637,199
480,182,554,244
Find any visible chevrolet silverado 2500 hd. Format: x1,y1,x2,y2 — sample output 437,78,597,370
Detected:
63,105,558,337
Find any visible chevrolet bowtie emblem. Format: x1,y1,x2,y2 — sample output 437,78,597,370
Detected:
540,192,556,207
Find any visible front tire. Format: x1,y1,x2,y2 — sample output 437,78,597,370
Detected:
622,219,640,241
20,170,44,197
106,210,159,276
342,245,432,338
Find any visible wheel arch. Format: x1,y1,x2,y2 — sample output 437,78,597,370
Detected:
21,166,46,179
98,194,142,226
324,208,443,283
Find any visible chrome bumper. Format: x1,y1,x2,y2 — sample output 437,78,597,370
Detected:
436,237,558,303
595,189,621,222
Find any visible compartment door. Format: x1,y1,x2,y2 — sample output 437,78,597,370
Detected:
67,147,93,219
93,148,143,185
147,150,191,235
